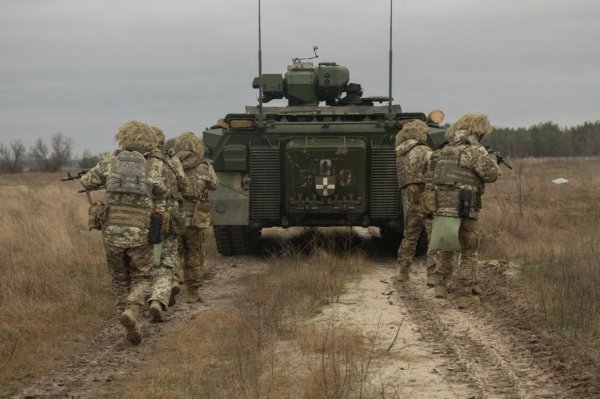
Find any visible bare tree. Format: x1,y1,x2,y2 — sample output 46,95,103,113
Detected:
29,138,49,171
49,132,72,171
0,140,26,173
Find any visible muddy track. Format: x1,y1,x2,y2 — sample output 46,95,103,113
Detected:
14,255,264,399
389,258,600,399
11,240,600,398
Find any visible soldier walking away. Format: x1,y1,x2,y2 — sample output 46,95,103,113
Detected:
174,132,219,303
393,120,434,283
146,127,188,321
81,121,169,345
428,114,499,308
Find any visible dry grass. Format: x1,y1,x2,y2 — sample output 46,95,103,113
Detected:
0,172,112,395
123,238,378,398
479,157,600,339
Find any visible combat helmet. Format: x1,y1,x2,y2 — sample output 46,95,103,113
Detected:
151,126,166,147
452,114,492,139
395,120,429,147
175,132,205,158
114,120,157,152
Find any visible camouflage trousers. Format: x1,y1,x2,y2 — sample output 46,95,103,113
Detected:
104,243,154,311
433,218,479,292
148,235,177,309
176,227,207,289
397,190,433,271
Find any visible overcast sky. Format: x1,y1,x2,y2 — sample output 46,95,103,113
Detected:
1,0,599,154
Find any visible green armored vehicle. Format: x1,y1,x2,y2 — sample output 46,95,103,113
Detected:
203,58,445,255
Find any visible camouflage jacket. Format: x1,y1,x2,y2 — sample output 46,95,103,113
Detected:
434,130,499,219
81,151,169,247
149,149,188,213
177,151,219,201
395,139,432,188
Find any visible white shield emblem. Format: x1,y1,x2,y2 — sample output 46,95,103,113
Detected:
315,176,336,197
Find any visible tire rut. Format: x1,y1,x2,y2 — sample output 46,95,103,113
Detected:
388,258,572,399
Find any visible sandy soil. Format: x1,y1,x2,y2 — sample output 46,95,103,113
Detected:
12,239,600,398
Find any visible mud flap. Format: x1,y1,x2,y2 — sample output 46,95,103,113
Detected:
429,216,461,253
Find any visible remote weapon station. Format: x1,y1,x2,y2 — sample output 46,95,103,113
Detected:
204,1,446,255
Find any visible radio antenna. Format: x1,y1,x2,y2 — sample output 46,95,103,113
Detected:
388,0,393,114
258,0,263,113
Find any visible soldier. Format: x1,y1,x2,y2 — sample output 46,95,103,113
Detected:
429,114,499,308
81,121,169,344
394,120,433,283
146,127,188,321
174,132,219,303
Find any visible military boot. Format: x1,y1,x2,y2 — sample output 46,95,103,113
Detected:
393,268,410,284
433,284,448,299
456,288,480,309
426,264,438,287
185,285,203,303
169,280,181,307
119,304,142,345
149,300,165,323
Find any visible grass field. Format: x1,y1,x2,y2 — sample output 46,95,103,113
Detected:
0,173,112,395
1,158,599,394
479,157,600,339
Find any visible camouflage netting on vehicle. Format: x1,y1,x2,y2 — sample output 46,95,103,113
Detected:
115,120,157,152
175,132,204,157
395,120,429,146
151,126,165,147
453,114,492,137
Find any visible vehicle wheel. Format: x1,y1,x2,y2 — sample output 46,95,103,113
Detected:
213,225,261,256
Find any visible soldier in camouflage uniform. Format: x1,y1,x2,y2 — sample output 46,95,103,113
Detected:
394,120,434,283
430,114,499,308
174,132,219,303
81,120,169,345
146,127,188,321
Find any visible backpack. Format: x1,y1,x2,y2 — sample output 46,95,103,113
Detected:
106,150,151,199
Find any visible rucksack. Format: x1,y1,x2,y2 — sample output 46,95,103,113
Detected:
106,150,152,199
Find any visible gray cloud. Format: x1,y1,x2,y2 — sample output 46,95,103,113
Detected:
1,0,599,154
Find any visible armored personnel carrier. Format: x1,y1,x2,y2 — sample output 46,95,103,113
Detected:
203,58,445,255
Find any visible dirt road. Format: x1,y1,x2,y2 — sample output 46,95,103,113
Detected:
13,233,600,398
322,258,600,398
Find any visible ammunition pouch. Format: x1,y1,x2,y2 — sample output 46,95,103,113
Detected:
182,200,212,229
421,187,438,215
105,205,150,229
148,212,164,244
458,189,473,218
88,201,108,231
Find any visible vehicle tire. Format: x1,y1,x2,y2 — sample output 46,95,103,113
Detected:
213,225,261,256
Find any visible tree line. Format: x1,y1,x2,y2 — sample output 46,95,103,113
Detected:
0,132,79,174
1,121,599,173
483,121,600,158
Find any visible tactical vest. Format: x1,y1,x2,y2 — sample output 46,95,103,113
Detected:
106,150,151,199
396,142,427,188
105,150,152,229
178,152,206,200
433,147,484,191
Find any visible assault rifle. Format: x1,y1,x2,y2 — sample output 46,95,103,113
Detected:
61,170,88,181
484,146,513,169
61,170,96,204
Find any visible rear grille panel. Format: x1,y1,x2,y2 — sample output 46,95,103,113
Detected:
370,147,400,220
250,147,281,221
